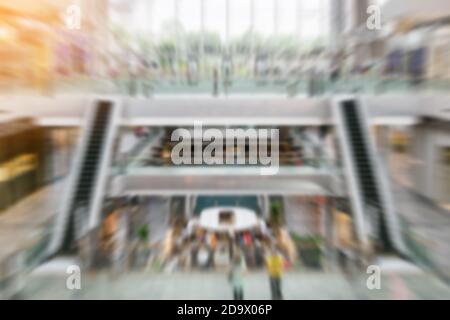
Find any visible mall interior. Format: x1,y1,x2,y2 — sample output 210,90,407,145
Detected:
0,0,450,300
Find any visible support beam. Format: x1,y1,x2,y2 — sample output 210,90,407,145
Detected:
323,199,338,271
185,195,191,219
110,168,341,197
0,96,430,128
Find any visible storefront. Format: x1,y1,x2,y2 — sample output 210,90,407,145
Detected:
0,118,46,211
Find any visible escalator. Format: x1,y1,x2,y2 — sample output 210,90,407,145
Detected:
333,98,408,256
46,100,120,257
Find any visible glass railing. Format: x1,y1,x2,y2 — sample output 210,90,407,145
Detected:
11,72,450,97
109,75,450,97
396,214,450,286
114,157,340,176
22,220,54,269
112,76,305,96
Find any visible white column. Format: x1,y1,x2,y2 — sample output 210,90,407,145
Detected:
200,0,206,77
329,0,346,50
376,125,391,166
323,199,337,271
319,202,327,237
174,0,180,83
148,0,154,37
250,0,256,77
185,195,191,219
264,194,270,220
113,209,129,273
296,0,302,44
225,0,230,50
273,0,279,36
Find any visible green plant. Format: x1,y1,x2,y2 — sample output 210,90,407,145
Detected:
137,224,149,243
270,201,283,226
291,233,323,247
291,233,324,269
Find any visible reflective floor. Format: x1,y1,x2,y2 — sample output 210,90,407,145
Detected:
22,257,450,300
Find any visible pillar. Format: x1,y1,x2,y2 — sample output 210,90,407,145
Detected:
329,0,346,50
376,125,391,168
185,195,191,220
264,195,270,220
78,229,98,270
323,198,338,271
113,208,130,274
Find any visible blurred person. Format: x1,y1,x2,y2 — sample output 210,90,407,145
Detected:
254,241,264,267
179,243,192,271
197,244,210,269
164,254,179,274
330,52,342,84
222,54,233,93
187,56,199,86
228,254,246,300
265,247,284,300
408,48,427,87
227,233,235,259
209,232,217,250
219,240,233,266
134,223,150,268
141,58,154,97
307,66,318,97
248,231,254,244
255,54,268,83
128,53,140,96
213,67,219,96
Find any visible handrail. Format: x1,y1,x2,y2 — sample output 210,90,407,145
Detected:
46,99,96,257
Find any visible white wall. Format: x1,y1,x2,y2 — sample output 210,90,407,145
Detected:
412,124,450,203
383,0,450,23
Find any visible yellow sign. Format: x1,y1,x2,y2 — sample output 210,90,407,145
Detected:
0,153,37,182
